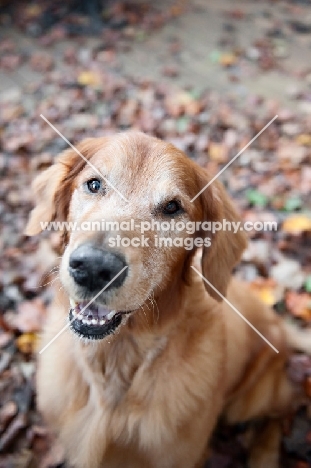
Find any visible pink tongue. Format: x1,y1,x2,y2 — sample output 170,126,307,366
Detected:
74,303,111,319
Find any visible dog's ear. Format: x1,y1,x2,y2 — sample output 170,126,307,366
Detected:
196,169,247,301
25,145,88,236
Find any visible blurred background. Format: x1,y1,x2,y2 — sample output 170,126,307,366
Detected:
0,1,311,467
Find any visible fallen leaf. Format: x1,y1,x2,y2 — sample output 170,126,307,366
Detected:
208,142,228,163
283,195,303,212
77,71,101,87
245,189,269,208
16,333,39,354
13,298,46,333
282,215,311,234
250,278,280,306
304,376,311,398
296,134,311,146
25,4,42,17
305,276,311,293
219,53,237,67
285,291,311,321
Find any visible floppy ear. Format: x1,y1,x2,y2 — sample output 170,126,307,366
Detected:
197,169,247,301
25,160,69,236
25,146,86,236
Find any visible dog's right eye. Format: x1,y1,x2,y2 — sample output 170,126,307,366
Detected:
86,178,101,193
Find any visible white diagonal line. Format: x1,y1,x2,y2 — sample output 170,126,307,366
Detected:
191,266,279,353
39,266,128,354
191,115,278,202
40,114,128,202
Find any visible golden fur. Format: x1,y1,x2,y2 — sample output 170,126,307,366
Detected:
26,132,308,468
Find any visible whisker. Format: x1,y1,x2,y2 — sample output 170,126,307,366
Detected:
40,276,60,288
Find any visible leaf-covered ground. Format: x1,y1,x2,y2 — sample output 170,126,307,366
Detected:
0,1,311,467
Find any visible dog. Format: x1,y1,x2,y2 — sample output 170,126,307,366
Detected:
26,131,310,468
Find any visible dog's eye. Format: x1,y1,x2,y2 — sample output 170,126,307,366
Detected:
162,200,182,215
86,178,101,194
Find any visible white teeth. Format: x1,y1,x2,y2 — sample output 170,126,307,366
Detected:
107,311,116,320
71,306,118,326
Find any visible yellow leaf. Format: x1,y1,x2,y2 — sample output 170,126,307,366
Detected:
283,215,311,234
208,142,228,163
250,278,280,306
251,286,277,306
296,134,311,146
16,333,39,354
219,53,237,67
77,71,101,87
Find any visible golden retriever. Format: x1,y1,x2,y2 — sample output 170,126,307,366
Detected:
26,131,309,468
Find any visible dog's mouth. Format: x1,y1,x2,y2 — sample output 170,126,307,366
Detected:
68,300,129,340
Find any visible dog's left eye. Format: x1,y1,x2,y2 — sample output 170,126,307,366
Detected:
162,200,182,215
86,178,101,193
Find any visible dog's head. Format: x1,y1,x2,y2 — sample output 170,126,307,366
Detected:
26,132,246,341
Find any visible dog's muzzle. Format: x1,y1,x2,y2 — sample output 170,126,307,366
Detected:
67,244,129,340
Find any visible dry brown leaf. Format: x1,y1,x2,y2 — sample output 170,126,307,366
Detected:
14,298,46,333
304,376,311,398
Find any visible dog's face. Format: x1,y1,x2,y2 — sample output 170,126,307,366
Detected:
26,132,246,341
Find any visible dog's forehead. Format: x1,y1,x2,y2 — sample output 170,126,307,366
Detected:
86,133,196,198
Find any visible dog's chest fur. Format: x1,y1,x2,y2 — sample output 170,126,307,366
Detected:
49,315,224,468
77,333,167,408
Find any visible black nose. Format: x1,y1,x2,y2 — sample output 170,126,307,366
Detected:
69,244,128,292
